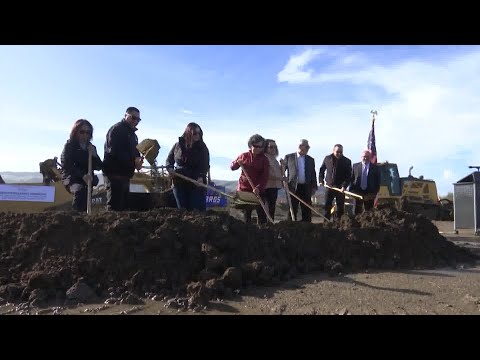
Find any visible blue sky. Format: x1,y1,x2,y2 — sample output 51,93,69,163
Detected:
0,45,478,196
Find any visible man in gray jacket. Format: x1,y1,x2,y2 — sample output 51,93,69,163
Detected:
282,139,318,222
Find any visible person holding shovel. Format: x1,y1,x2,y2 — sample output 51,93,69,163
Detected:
231,134,270,224
61,119,103,212
166,122,210,212
319,144,352,220
103,107,144,211
283,139,318,222
350,149,380,214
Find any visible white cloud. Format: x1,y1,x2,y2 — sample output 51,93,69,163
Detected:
276,47,480,195
277,48,322,83
4,46,479,199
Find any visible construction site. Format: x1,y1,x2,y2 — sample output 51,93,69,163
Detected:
1,138,480,315
3,45,480,315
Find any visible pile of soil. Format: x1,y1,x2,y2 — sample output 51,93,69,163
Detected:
0,208,476,309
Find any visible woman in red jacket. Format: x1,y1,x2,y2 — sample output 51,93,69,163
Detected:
231,134,270,224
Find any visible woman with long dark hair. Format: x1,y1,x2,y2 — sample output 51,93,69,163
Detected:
61,119,103,212
166,122,210,211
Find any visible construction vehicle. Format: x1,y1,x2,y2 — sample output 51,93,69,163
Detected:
0,157,75,213
0,138,228,214
375,162,453,220
375,161,403,208
70,139,177,211
0,139,172,213
0,155,178,213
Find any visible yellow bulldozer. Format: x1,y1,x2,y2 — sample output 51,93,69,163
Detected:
0,139,176,213
0,138,228,213
375,163,453,220
0,157,75,213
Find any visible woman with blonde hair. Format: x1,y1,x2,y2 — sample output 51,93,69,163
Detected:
263,139,283,221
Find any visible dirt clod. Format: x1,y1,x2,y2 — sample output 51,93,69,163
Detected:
0,208,477,307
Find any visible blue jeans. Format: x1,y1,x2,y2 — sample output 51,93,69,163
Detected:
173,184,206,211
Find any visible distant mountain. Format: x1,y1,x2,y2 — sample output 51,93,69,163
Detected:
0,172,43,184
209,180,237,193
210,179,326,204
0,171,237,193
0,172,327,204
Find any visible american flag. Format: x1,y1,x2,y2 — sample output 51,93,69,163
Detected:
368,119,377,164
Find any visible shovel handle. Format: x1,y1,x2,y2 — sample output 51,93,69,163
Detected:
323,184,363,199
86,146,93,215
238,163,274,224
281,163,295,221
173,171,237,200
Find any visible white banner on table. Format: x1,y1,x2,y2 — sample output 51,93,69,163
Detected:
0,184,55,202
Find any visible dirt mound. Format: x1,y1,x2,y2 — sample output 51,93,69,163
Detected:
0,208,476,308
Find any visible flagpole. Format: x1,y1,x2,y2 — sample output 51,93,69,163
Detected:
369,110,378,164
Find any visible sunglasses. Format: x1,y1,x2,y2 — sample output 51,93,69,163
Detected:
193,131,201,135
252,144,263,148
79,130,91,135
127,114,141,122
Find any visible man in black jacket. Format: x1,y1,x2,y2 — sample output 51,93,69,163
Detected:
350,149,381,214
103,107,144,211
282,139,318,222
319,144,352,220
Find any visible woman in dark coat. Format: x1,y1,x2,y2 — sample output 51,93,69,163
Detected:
61,119,103,212
166,122,210,211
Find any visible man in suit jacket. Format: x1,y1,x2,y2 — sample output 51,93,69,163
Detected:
350,149,381,215
282,139,318,222
319,144,352,220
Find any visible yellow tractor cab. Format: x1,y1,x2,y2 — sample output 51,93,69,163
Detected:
399,167,452,220
375,161,402,208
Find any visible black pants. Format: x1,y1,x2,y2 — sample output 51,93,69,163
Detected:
243,205,268,224
262,188,279,221
242,191,268,224
290,184,312,222
324,187,345,220
104,175,130,211
68,183,87,212
354,193,375,215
